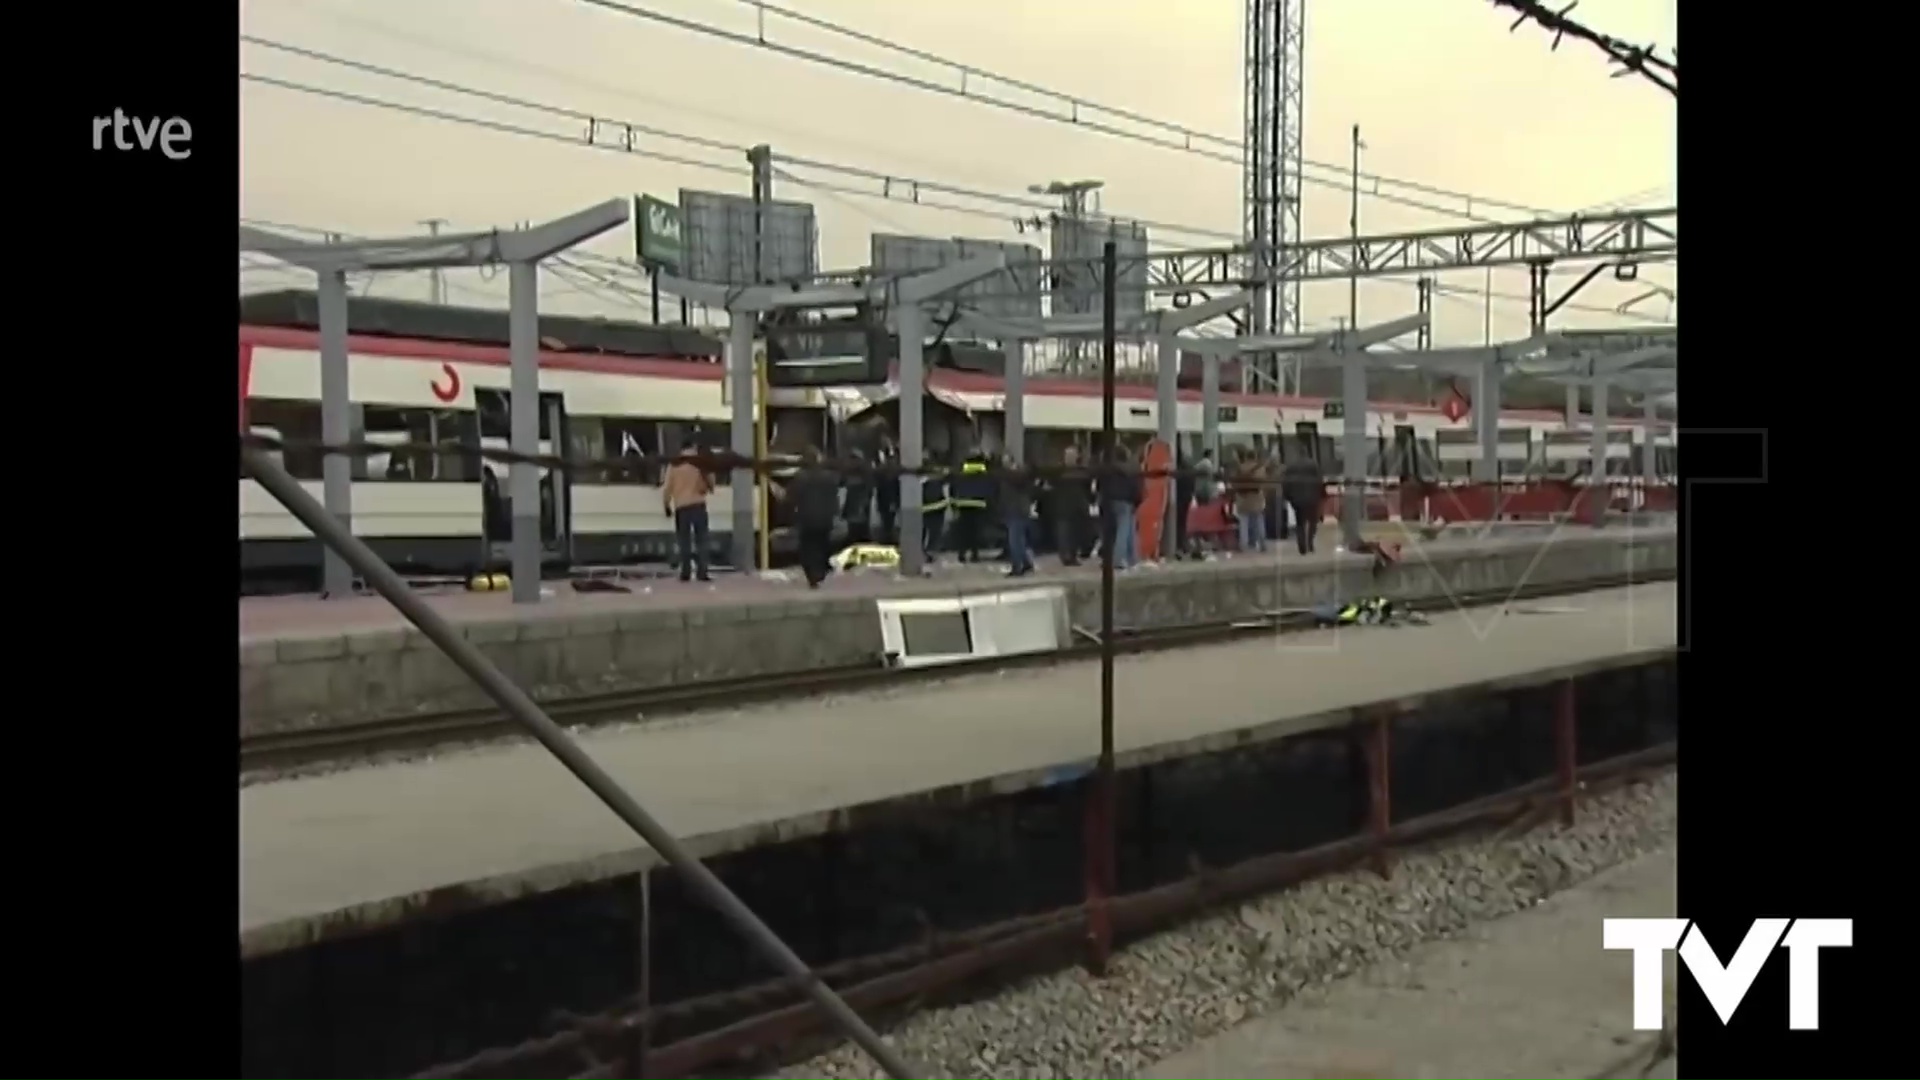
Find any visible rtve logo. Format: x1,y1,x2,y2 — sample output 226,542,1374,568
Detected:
1603,918,1853,1031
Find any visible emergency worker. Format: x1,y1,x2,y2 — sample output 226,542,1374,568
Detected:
921,465,950,561
949,450,992,563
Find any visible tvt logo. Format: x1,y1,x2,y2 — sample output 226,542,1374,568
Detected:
1603,918,1853,1031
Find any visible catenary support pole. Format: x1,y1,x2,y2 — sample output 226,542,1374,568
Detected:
729,319,758,574
1474,355,1500,485
1155,334,1179,560
1004,339,1025,463
897,305,927,578
1340,351,1369,550
1091,238,1120,972
507,260,543,604
1201,354,1221,460
1588,376,1610,523
1642,392,1660,505
240,446,921,1080
316,267,354,599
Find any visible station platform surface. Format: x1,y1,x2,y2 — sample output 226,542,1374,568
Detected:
239,524,1676,736
240,580,1677,958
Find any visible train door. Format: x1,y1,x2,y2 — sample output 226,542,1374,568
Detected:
1392,424,1418,481
478,390,572,566
1293,421,1319,462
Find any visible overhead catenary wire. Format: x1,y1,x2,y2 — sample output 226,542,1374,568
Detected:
567,0,1559,222
239,39,1238,241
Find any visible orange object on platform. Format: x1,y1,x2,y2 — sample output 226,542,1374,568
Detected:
1137,438,1171,558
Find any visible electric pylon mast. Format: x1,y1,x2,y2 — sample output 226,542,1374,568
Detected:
1244,0,1305,382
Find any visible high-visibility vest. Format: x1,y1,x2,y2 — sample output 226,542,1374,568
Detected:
951,461,989,509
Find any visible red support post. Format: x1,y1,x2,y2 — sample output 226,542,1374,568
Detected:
1555,679,1578,826
1365,712,1393,879
1081,771,1115,975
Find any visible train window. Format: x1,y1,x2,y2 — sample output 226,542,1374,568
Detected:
246,398,324,480
590,418,663,484
474,390,554,442
767,408,827,456
1291,422,1318,463
359,407,440,482
569,417,607,482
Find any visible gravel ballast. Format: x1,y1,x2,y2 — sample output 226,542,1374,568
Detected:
782,771,1678,1080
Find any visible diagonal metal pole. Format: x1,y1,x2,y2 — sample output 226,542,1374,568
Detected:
239,444,920,1080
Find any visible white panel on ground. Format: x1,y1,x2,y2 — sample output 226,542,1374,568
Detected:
876,587,1070,669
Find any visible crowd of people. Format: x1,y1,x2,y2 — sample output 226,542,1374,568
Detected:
660,432,1333,589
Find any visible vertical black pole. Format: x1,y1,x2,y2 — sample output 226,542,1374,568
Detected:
1099,240,1118,776
1092,238,1121,970
650,268,662,325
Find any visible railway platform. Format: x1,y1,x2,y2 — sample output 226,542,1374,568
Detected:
239,524,1676,738
240,580,1676,959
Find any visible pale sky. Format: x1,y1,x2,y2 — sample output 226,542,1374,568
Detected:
238,0,1676,346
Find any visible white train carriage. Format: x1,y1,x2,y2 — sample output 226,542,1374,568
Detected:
239,326,823,587
922,372,1584,482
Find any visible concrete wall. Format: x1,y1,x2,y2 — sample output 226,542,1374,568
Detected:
240,530,1675,737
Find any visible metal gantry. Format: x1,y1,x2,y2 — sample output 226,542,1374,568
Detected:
974,206,1676,303
239,200,631,602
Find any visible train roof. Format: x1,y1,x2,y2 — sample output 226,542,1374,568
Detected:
238,290,723,360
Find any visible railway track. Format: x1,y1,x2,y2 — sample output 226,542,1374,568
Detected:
240,570,1672,775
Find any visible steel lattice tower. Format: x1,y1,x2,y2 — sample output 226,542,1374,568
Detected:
1244,0,1305,372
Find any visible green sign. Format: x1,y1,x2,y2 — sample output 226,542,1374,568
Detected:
634,194,683,272
1322,400,1345,420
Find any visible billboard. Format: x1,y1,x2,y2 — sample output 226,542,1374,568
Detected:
678,190,819,286
632,194,683,272
869,234,1046,323
1048,217,1150,320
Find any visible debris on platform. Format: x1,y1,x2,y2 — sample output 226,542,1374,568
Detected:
1308,597,1431,628
830,543,900,572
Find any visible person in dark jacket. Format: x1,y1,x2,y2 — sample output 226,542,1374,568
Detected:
873,434,900,545
1281,455,1326,556
1264,445,1287,542
779,447,841,587
841,448,874,545
998,453,1036,577
1049,446,1093,566
1099,444,1144,570
921,468,949,562
949,450,992,563
1172,446,1195,555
